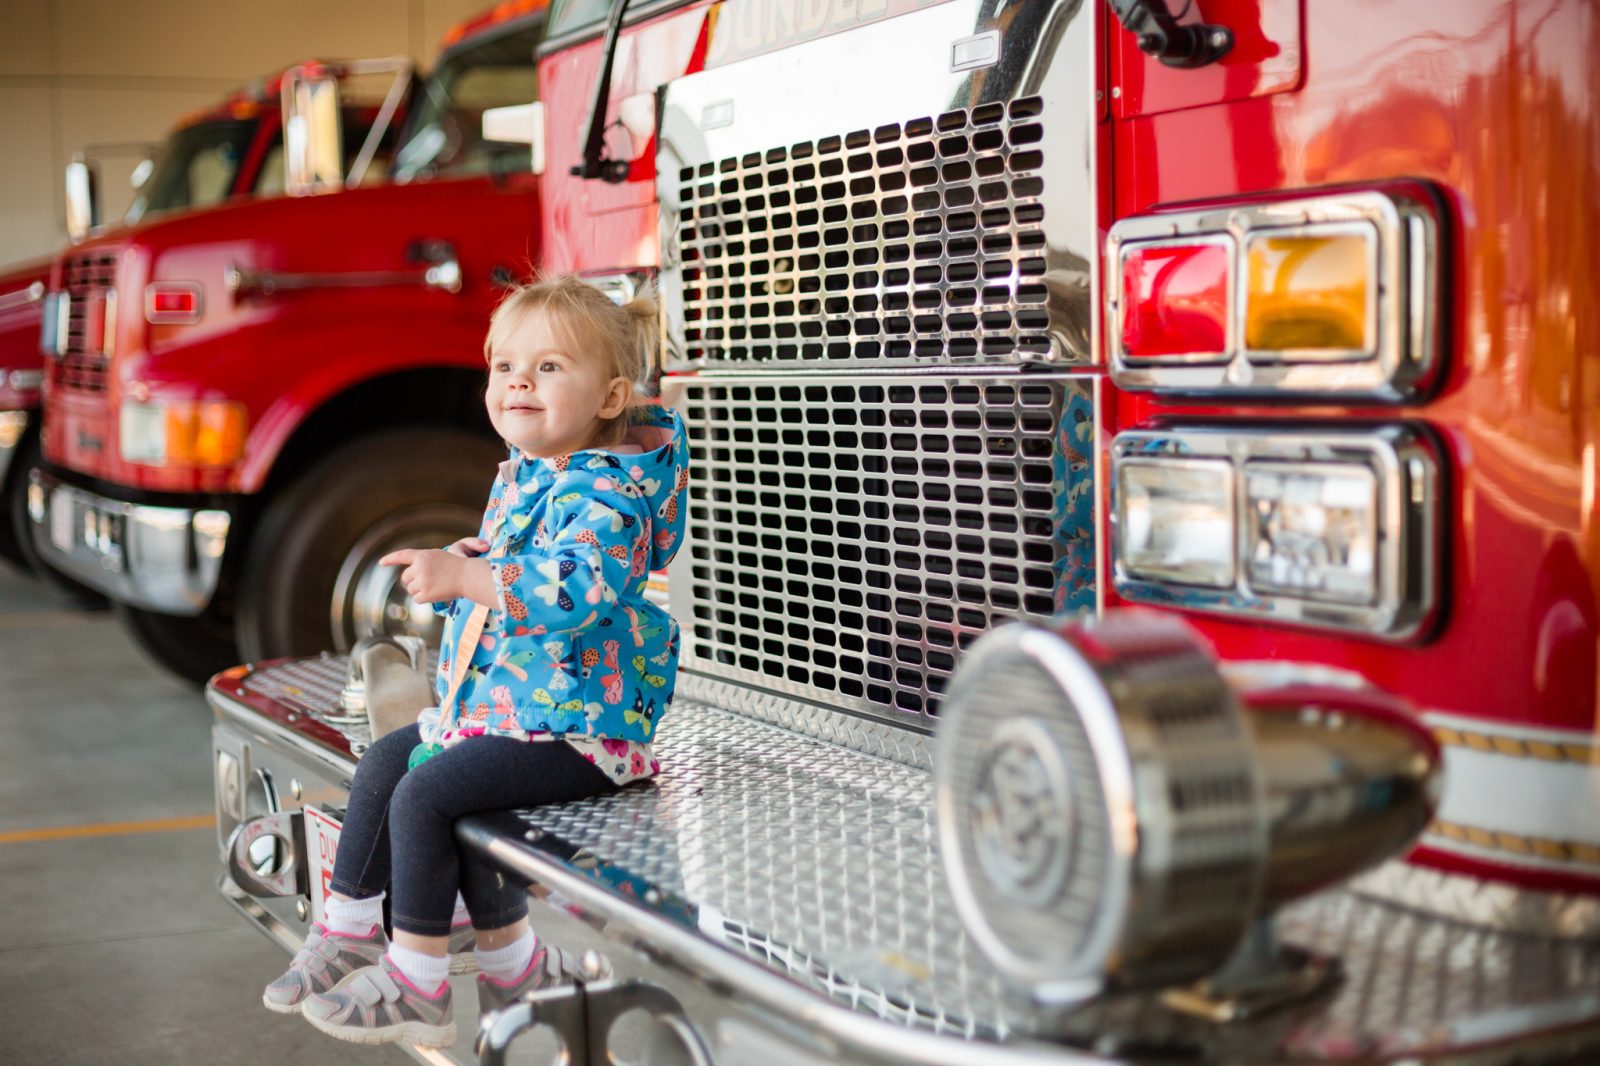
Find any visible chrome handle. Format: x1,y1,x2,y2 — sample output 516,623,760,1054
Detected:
226,244,461,299
0,281,45,315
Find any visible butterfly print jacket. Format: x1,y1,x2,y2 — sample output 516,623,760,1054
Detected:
422,405,690,750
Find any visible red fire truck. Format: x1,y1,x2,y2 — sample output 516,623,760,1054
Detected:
1,75,379,588
213,0,1598,1062
25,2,548,682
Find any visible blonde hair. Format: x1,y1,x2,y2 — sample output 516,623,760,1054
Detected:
485,274,658,448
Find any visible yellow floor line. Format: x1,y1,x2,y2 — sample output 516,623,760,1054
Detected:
0,813,214,845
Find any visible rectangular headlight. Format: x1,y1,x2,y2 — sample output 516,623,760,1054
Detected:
1243,462,1377,604
1116,459,1235,587
120,401,167,464
1112,426,1439,640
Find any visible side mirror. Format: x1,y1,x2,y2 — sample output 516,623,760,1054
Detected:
129,157,155,191
281,68,345,195
482,102,546,177
64,156,100,243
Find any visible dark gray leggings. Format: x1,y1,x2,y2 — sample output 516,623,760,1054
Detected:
328,723,617,936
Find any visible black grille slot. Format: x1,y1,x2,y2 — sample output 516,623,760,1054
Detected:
680,376,1094,726
678,98,1052,366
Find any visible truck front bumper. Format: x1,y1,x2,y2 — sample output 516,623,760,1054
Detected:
27,468,230,614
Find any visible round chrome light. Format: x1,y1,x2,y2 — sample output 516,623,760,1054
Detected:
936,614,1268,1004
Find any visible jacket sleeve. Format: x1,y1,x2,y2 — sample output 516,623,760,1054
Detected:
431,471,500,616
488,468,648,637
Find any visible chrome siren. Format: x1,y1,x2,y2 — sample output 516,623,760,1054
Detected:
934,612,1440,1008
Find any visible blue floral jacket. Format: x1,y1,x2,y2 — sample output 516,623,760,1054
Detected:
427,406,689,744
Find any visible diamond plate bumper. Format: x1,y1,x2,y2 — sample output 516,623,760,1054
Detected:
209,656,1600,1065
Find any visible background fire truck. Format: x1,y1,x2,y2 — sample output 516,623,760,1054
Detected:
1,76,377,594
212,0,1598,1063
26,1,548,683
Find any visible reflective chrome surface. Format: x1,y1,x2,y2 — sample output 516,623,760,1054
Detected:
658,0,1097,370
670,370,1096,730
936,615,1266,1002
1107,188,1443,401
26,468,231,614
1111,424,1440,639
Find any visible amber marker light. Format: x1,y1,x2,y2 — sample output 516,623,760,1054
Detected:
1244,226,1375,360
1117,238,1231,363
121,400,246,467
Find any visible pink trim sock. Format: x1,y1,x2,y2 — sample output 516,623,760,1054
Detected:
476,931,537,984
387,943,449,994
323,894,384,938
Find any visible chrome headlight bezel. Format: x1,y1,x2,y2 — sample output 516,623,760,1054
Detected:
1110,425,1441,641
1106,186,1443,402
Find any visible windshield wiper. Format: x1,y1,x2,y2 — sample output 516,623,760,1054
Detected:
572,0,632,182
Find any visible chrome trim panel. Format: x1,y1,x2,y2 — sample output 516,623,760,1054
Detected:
26,468,231,614
669,369,1096,729
1110,424,1440,640
658,0,1096,370
1107,188,1443,401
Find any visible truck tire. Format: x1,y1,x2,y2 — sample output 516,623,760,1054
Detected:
116,602,242,687
2,427,107,608
236,428,501,663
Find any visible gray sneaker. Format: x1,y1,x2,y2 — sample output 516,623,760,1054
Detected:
302,955,455,1047
447,919,478,975
262,922,388,1015
476,943,577,1014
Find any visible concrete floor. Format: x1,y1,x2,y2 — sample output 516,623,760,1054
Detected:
0,562,395,1065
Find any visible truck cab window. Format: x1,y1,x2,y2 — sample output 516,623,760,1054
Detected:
546,0,612,37
126,118,256,222
391,23,543,182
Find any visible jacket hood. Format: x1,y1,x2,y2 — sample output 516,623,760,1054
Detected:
510,404,690,573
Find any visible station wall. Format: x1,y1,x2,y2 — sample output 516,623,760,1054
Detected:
0,0,489,264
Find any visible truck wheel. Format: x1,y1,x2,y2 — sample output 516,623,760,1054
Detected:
236,428,501,663
2,426,107,608
116,603,242,687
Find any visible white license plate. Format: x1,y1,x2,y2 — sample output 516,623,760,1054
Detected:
49,494,75,553
304,806,343,926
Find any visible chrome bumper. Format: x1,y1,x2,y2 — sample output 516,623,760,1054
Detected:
26,468,230,614
0,409,27,488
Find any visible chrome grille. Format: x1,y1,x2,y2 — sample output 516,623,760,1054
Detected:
58,249,118,392
676,98,1053,368
676,373,1096,728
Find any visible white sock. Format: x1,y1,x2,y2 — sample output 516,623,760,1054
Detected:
475,931,537,984
388,942,450,993
323,894,384,938
451,893,470,928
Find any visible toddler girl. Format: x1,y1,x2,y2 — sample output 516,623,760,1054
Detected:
261,274,689,1048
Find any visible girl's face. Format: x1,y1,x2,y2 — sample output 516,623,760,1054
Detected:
486,310,630,457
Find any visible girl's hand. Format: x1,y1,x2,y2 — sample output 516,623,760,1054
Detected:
381,548,498,607
445,536,490,559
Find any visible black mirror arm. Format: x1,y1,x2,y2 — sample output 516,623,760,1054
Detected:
572,0,634,182
1107,0,1233,69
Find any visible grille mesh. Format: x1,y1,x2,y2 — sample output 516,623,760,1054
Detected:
676,97,1053,367
58,249,118,392
679,375,1095,726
